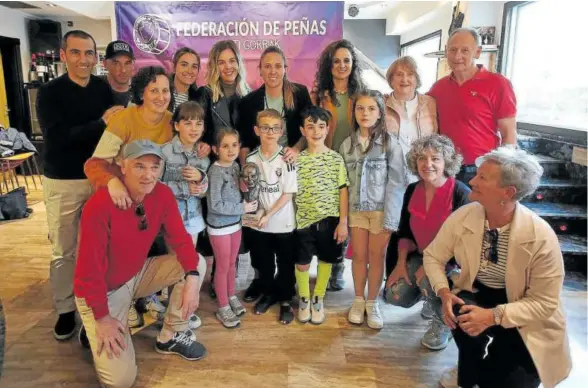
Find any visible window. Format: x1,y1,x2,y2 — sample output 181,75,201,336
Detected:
502,1,588,132
400,31,441,93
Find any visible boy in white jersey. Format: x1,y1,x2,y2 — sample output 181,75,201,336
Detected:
245,109,297,324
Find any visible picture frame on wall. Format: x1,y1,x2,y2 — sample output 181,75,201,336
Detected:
474,26,496,46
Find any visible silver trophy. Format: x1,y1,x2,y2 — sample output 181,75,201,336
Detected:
241,162,264,227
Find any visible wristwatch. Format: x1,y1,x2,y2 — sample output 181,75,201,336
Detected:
492,306,504,326
184,270,200,280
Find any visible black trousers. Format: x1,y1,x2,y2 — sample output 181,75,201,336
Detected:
247,229,296,302
454,281,540,388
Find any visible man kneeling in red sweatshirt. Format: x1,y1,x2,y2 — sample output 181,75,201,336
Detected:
74,139,205,388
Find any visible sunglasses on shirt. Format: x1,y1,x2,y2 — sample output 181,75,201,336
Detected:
483,229,499,264
135,203,148,231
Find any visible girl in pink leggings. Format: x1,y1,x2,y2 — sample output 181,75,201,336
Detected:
206,128,258,328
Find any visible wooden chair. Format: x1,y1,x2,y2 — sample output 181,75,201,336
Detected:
0,152,41,194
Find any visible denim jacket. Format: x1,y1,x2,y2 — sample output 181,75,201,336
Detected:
161,136,210,224
339,133,410,231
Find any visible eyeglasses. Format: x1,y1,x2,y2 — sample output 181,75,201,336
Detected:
259,125,282,134
135,203,148,231
483,229,499,264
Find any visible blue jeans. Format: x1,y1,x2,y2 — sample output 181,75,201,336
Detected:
384,252,445,321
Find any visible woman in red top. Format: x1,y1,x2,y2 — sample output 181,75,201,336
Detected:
384,135,470,351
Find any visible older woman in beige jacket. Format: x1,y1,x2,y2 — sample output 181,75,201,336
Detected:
385,56,438,159
423,147,571,388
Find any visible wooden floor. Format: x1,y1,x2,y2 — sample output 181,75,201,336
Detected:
0,179,587,387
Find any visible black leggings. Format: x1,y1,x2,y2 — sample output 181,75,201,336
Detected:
453,281,540,388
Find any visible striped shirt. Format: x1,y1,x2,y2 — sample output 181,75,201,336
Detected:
476,222,511,289
173,92,190,110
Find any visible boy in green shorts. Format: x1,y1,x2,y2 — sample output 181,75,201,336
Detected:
295,106,349,324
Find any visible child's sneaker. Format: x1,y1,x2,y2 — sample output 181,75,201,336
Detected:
215,306,240,328
310,296,326,325
146,294,166,320
298,297,311,323
365,300,383,329
348,297,365,324
188,313,202,330
229,295,246,316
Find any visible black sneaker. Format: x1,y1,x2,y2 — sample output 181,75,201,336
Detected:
78,325,90,349
53,311,76,341
243,279,262,302
254,294,277,315
155,331,207,361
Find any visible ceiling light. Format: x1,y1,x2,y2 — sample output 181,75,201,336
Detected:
47,3,57,7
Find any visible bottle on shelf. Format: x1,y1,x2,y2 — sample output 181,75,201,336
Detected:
36,52,47,82
28,53,39,82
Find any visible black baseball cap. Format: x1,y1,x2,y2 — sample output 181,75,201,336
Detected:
105,40,134,60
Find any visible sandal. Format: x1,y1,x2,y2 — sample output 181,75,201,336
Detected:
279,303,294,325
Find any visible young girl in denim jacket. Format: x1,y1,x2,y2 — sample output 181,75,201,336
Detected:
161,101,209,329
207,128,258,328
339,90,408,330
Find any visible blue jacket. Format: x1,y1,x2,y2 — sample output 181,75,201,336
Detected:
339,133,411,231
161,136,210,225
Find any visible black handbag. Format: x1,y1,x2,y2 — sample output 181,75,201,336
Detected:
0,187,29,221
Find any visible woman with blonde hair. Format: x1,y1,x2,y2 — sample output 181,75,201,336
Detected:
195,40,250,148
238,45,312,166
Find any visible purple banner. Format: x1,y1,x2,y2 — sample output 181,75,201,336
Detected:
115,1,343,89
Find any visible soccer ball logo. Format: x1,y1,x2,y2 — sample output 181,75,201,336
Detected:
133,14,171,55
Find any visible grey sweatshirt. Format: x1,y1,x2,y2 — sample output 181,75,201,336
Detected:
206,162,245,229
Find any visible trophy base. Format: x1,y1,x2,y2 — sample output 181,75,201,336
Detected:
242,210,264,228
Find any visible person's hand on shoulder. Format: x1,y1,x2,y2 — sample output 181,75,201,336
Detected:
107,177,132,209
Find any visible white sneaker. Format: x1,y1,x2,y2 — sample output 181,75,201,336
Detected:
439,366,458,388
310,296,326,325
347,297,365,324
229,295,246,316
298,297,311,323
365,300,383,329
146,294,166,320
128,304,144,328
188,313,202,330
216,306,240,328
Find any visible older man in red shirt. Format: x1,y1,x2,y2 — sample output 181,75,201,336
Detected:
429,27,517,183
74,140,206,388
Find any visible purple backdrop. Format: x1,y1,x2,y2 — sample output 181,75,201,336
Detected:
115,1,344,89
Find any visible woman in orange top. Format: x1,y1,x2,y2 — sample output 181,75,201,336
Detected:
311,39,366,291
84,66,175,208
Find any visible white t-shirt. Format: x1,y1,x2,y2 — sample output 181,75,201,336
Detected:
245,146,297,233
